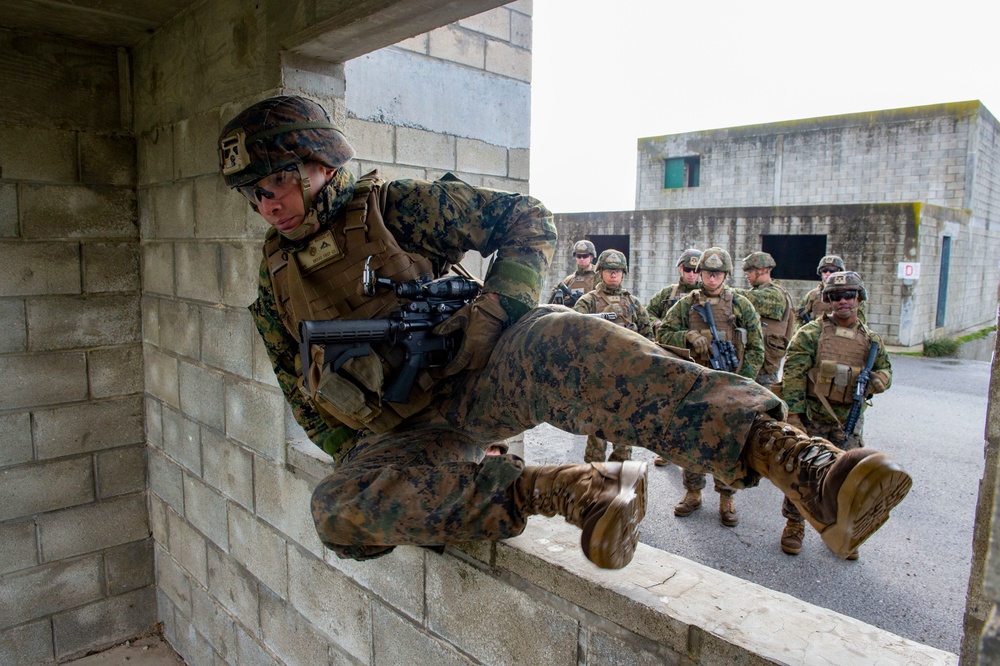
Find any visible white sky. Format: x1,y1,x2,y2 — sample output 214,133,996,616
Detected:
529,0,999,213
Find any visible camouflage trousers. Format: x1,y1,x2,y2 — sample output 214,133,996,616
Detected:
680,468,736,497
584,435,632,463
311,305,783,560
782,412,864,520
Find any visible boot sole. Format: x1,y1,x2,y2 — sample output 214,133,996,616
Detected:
817,453,912,558
673,502,701,517
581,461,648,569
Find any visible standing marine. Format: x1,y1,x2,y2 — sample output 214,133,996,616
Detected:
734,251,795,387
548,239,597,306
647,248,702,331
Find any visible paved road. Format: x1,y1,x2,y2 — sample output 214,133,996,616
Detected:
523,353,992,654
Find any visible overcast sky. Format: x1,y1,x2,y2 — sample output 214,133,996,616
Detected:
529,0,999,213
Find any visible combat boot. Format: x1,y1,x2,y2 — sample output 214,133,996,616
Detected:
673,489,702,517
719,494,738,527
780,518,804,555
515,461,647,569
653,455,670,467
744,415,912,558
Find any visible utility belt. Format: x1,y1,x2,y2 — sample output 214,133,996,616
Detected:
806,360,864,424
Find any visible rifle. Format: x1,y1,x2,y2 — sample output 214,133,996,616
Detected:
299,258,481,404
691,302,740,372
549,283,584,306
844,342,879,436
796,306,811,324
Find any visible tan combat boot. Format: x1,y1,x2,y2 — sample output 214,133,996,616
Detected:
719,494,738,527
673,489,702,517
515,461,647,569
780,518,804,555
744,415,912,558
653,455,670,467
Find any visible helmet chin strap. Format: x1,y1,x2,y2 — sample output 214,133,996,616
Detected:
278,163,320,241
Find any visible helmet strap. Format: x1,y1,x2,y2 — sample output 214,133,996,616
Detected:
275,163,320,242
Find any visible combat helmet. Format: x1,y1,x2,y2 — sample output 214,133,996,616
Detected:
676,248,702,269
742,251,776,271
572,240,597,259
596,249,628,274
822,271,867,301
697,247,734,274
816,254,846,275
218,95,355,191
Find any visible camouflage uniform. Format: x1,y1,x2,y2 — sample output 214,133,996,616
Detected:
734,280,794,386
551,268,597,304
647,280,700,325
574,280,654,463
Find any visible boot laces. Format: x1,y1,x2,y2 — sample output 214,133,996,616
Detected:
762,424,837,486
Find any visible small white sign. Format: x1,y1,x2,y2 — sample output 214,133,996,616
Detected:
897,262,921,279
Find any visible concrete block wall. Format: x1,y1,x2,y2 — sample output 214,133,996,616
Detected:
0,29,155,663
635,103,1000,231
549,203,1000,347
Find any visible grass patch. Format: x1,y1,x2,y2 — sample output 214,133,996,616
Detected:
922,337,961,357
956,326,997,344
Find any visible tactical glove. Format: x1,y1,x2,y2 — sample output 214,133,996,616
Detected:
432,294,509,376
685,330,709,355
868,371,889,395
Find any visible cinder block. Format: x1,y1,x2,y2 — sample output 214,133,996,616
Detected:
39,492,149,562
426,553,578,664
251,330,280,388
398,127,456,171
184,476,229,551
373,601,471,666
158,298,201,359
104,538,155,595
142,242,175,297
587,629,676,665
178,360,226,432
144,347,180,409
156,545,194,616
509,148,529,180
254,459,325,555
287,546,371,659
325,540,424,621
167,509,209,586
27,293,140,351
191,584,237,662
137,125,175,187
35,396,144,459
0,298,26,354
510,9,532,50
150,181,195,239
395,33,428,53
457,137,507,176
428,25,485,69
0,456,94,521
148,494,168,545
224,378,285,460
0,618,54,665
173,113,222,180
0,241,81,297
175,242,222,303
201,305,254,378
89,344,144,398
460,7,511,40
170,609,217,666
0,126,77,182
147,448,185,515
20,184,137,239
260,587,330,665
80,133,136,187
0,183,17,237
52,587,156,659
83,242,140,293
220,240,263,308
97,444,147,498
202,430,254,509
0,555,102,627
346,118,395,164
207,548,259,625
0,411,32,468
0,519,37,575
162,405,202,475
234,623,277,665
195,176,248,239
229,504,288,597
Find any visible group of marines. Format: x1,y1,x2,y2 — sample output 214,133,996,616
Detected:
553,243,891,558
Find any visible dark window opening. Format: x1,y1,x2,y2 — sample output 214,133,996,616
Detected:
936,236,951,328
664,156,700,189
587,234,631,269
760,235,828,281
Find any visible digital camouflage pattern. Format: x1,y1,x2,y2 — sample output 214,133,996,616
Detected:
734,281,790,322
574,284,653,339
656,288,765,380
781,316,891,426
310,306,784,558
647,280,700,322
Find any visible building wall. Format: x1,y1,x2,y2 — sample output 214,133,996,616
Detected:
635,103,1000,231
0,30,154,663
549,203,1000,347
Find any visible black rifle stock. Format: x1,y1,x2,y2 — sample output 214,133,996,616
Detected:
549,283,584,306
691,302,740,372
844,341,879,436
299,264,481,404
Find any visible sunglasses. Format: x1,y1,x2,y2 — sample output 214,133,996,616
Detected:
237,165,301,204
681,266,698,274
575,254,591,259
826,290,858,302
819,268,838,274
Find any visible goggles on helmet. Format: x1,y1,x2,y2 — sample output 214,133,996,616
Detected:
236,165,301,205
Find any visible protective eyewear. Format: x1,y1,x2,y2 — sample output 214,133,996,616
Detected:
827,290,858,302
237,165,301,204
681,266,698,274
819,267,838,274
575,254,591,259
